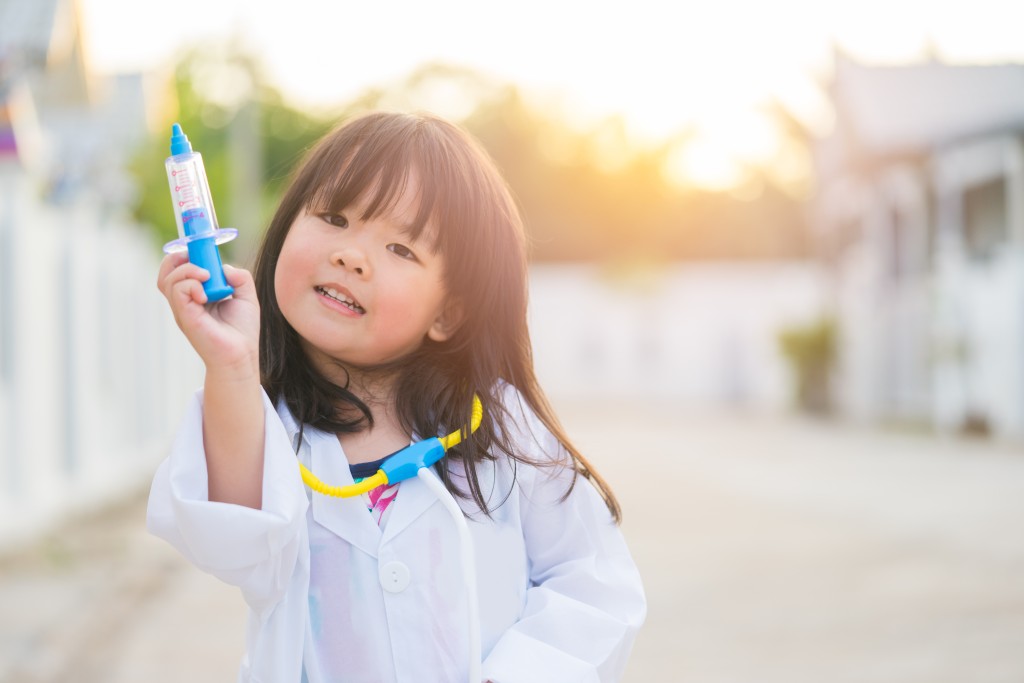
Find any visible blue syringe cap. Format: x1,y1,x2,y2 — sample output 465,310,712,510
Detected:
169,123,193,156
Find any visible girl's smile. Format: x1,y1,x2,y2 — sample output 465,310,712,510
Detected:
314,284,365,315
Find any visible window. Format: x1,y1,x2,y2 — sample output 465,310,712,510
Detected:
963,177,1008,261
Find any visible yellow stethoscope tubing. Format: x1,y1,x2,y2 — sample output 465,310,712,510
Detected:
298,395,483,498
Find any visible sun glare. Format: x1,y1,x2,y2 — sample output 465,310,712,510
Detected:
660,108,790,191
78,0,1024,194
666,138,741,191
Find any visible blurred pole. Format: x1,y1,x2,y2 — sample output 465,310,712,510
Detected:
0,167,19,499
228,100,262,268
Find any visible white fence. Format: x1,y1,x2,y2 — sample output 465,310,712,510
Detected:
0,168,202,551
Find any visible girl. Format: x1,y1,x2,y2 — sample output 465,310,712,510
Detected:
149,111,646,683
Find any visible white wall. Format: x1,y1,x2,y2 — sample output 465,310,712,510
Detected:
528,262,828,409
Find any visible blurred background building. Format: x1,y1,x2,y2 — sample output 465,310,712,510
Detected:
813,53,1024,439
2,0,1024,554
0,0,200,549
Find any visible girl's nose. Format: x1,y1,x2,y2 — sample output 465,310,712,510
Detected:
333,246,370,277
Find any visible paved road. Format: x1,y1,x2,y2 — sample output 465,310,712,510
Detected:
2,400,1023,682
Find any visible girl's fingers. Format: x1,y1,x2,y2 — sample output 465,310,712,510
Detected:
156,251,190,286
222,265,257,303
185,278,209,306
159,261,210,299
167,272,208,308
158,255,260,370
160,259,259,332
222,264,248,286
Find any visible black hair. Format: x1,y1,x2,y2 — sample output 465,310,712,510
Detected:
253,111,620,521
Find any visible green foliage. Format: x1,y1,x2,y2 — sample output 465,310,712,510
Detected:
128,48,333,257
778,317,836,413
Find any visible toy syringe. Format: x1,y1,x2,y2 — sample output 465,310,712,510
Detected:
162,123,237,302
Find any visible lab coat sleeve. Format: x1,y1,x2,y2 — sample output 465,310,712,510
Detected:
147,388,309,614
480,395,647,683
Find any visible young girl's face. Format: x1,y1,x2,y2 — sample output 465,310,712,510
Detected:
274,176,454,374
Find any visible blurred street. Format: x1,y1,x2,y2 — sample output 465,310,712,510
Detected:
2,399,1024,683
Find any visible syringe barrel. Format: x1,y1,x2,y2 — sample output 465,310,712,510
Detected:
165,150,219,239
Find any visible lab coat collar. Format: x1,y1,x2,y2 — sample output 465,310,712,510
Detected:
275,399,383,559
380,465,445,545
275,397,304,451
273,398,451,552
303,427,447,552
307,426,384,558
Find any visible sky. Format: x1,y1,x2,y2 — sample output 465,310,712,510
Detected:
77,0,1024,189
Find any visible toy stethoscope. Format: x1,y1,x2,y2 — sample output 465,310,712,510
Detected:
296,395,483,498
295,395,484,682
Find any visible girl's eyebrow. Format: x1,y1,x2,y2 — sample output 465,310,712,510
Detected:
385,206,433,241
375,220,425,249
378,213,417,238
395,218,419,234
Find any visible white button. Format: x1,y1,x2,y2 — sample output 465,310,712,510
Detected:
380,561,411,593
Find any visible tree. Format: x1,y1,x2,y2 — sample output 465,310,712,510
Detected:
129,46,332,262
129,57,811,264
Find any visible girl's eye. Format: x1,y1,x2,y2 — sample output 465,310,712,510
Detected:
387,243,417,261
320,213,348,228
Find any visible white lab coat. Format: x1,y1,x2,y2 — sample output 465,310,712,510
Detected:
147,383,646,683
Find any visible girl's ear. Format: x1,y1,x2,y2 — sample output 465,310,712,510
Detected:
427,301,463,343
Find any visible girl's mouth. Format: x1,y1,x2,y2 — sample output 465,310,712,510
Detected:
316,286,365,314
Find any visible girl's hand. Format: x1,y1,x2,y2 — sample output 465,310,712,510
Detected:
157,251,261,379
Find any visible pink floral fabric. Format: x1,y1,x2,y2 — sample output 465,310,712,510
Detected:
364,482,399,527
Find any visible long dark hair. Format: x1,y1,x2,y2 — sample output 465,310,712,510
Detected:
253,111,620,521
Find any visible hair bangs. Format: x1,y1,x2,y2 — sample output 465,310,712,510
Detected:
303,123,453,250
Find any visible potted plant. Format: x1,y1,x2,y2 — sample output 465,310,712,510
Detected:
778,317,836,414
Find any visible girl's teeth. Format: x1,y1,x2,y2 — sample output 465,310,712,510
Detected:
323,287,350,303
319,286,363,312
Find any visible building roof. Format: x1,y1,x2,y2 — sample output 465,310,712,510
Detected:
0,0,63,66
831,55,1024,155
0,0,149,201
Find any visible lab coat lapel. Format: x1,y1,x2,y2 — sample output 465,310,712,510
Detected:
380,466,443,545
308,430,381,558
